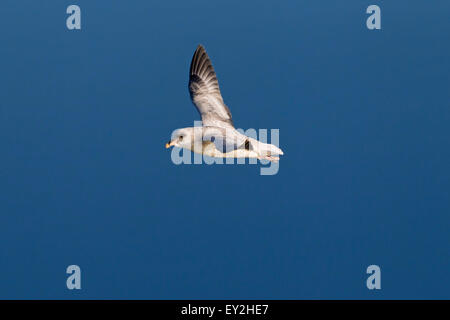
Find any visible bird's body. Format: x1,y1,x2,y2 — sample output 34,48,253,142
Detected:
171,126,282,161
166,45,284,162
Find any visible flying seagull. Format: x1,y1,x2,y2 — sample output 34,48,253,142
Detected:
166,45,284,162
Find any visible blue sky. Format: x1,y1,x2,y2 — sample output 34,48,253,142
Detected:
0,0,449,299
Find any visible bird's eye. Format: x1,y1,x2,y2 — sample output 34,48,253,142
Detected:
179,135,184,141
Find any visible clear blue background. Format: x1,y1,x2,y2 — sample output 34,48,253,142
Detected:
0,0,449,299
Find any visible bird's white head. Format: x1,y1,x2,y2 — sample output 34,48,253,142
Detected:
165,127,195,149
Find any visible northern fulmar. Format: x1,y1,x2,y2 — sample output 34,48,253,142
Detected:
166,45,284,162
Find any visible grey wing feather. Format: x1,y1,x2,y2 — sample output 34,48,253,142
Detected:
189,45,234,129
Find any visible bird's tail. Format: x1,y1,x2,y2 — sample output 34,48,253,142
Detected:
248,137,284,160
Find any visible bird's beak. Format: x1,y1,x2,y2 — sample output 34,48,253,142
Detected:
165,140,174,149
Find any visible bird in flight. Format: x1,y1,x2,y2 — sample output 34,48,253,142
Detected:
166,45,284,162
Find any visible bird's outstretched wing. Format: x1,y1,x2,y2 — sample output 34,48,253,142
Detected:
189,45,234,129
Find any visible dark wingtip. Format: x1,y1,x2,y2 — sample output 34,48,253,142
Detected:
195,44,208,57
190,44,209,76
